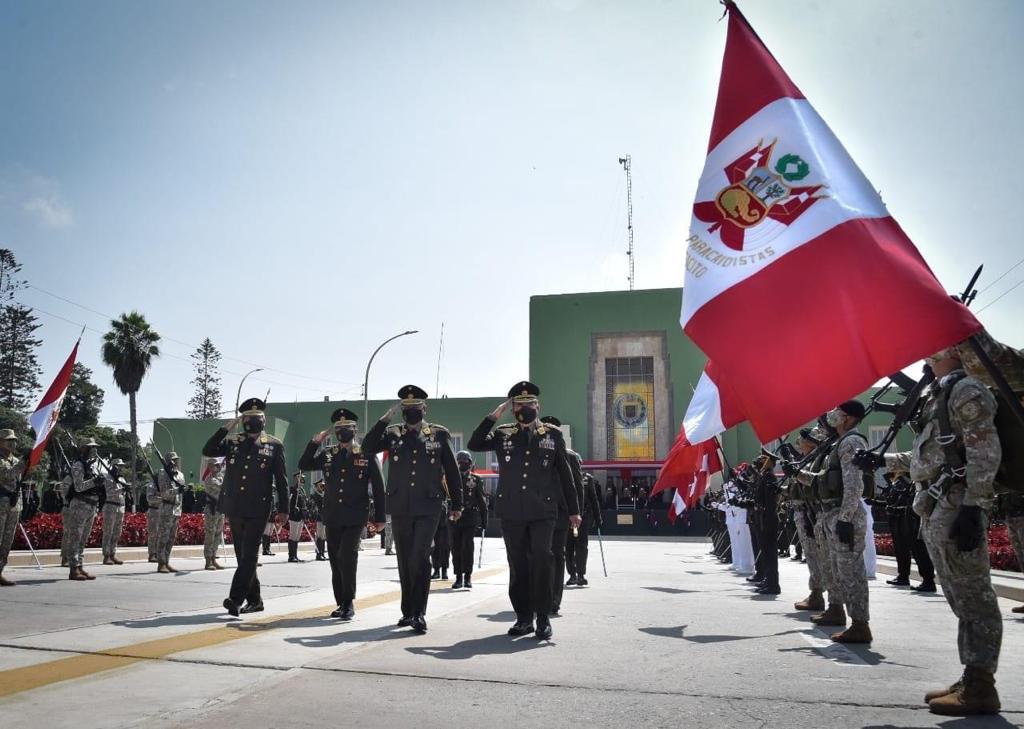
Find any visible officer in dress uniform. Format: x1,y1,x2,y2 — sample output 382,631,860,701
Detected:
430,497,452,581
286,472,307,563
449,450,488,590
0,429,28,587
203,398,289,617
100,458,129,565
362,386,463,634
566,460,604,587
298,408,386,621
469,382,581,640
310,479,327,561
539,416,581,617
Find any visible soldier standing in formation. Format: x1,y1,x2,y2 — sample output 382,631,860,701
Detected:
0,429,27,587
469,382,580,640
286,472,307,563
145,477,160,563
881,472,935,591
539,416,579,616
204,398,289,617
789,428,827,613
100,458,129,565
430,496,451,581
449,450,487,589
299,408,385,620
155,452,185,573
362,385,462,634
857,343,1004,715
202,459,226,570
310,479,327,561
66,438,103,581
566,460,603,587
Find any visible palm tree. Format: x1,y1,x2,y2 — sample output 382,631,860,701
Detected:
102,311,160,494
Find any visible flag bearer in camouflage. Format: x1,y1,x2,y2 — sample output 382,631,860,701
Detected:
203,459,226,570
860,343,1003,716
67,439,104,580
155,452,186,573
0,429,26,586
101,458,129,565
145,478,160,562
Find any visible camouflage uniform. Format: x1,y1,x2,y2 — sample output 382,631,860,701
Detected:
886,370,1002,673
101,473,128,558
823,431,870,623
66,460,102,567
203,471,225,560
145,480,160,560
0,452,25,573
793,504,824,592
156,469,185,564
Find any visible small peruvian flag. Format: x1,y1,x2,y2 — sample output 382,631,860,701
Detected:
27,337,80,473
657,438,722,524
679,3,980,444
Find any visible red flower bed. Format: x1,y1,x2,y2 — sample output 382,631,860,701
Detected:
13,513,319,551
874,524,1021,573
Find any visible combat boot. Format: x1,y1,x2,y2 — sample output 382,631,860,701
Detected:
110,555,123,565
924,670,964,703
164,563,179,573
261,536,274,556
452,574,464,589
0,570,16,586
464,574,472,589
315,538,327,560
794,590,825,612
205,558,217,571
831,619,872,644
929,667,1000,716
69,566,88,581
287,541,300,563
212,558,224,570
441,567,448,581
79,567,96,580
157,563,171,574
103,554,115,565
810,603,846,626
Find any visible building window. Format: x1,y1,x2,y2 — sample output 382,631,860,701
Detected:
605,356,655,460
450,433,463,453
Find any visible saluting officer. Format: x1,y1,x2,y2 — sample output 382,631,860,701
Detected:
449,450,488,589
298,408,386,621
469,382,581,640
203,398,289,617
362,385,463,634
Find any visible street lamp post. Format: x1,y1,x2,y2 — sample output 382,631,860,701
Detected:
363,331,418,426
235,368,265,416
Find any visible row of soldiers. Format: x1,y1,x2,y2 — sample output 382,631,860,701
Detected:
705,335,1020,717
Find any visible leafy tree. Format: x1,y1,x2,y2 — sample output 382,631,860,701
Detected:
59,362,105,431
187,337,222,418
0,304,42,410
101,311,160,489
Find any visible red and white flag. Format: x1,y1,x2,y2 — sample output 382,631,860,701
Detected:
680,3,980,444
665,440,723,524
27,337,80,472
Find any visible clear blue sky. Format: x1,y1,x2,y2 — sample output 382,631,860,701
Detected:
3,0,1022,440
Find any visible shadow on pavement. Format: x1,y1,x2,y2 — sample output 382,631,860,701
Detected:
406,633,553,660
114,613,235,628
865,719,1019,728
777,642,919,669
639,624,808,643
476,611,518,623
641,586,698,595
285,624,413,648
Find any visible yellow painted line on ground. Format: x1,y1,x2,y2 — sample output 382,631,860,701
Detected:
0,565,507,699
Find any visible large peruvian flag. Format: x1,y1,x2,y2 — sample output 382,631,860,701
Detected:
27,338,80,473
680,3,980,443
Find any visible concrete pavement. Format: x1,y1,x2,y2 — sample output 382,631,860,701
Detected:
0,538,1021,728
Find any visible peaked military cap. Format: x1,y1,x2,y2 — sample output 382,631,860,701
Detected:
331,408,358,426
239,397,266,416
539,415,561,427
0,428,16,440
109,458,126,467
508,380,540,403
398,384,428,405
838,400,866,419
165,451,180,461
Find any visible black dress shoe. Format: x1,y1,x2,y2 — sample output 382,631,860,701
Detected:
223,598,240,617
452,575,464,590
331,606,345,618
464,574,472,589
912,581,937,593
508,620,535,637
240,601,265,614
565,575,578,586
756,584,781,595
397,616,414,627
886,577,910,586
746,574,763,583
550,607,561,617
340,603,355,621
411,616,427,634
535,615,553,640
430,568,440,580
441,569,448,580
578,576,589,587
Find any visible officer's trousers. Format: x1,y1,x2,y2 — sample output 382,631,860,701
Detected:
227,516,265,606
551,522,568,610
502,518,556,620
890,508,934,582
431,515,450,571
449,515,478,575
391,512,441,619
325,523,363,606
565,514,593,576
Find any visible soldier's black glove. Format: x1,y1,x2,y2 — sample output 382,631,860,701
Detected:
949,505,984,552
780,461,799,478
836,520,854,547
852,449,884,472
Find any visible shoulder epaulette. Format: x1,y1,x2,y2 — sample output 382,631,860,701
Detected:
261,434,283,445
329,445,339,455
386,424,403,436
496,423,518,433
540,422,562,432
428,423,449,435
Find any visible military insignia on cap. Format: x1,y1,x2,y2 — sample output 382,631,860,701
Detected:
507,380,540,403
398,384,428,405
331,407,358,426
239,397,267,416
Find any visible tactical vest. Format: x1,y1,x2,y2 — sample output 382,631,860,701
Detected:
820,431,873,502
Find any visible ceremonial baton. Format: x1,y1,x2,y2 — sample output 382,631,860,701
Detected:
597,525,608,577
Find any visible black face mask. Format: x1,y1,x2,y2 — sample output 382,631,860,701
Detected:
458,462,472,473
402,408,424,425
515,406,538,425
335,428,356,443
243,418,264,434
